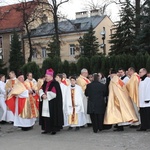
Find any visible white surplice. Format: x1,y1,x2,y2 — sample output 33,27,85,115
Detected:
39,89,56,117
139,77,150,108
14,90,36,127
60,83,68,127
0,81,7,121
64,84,87,127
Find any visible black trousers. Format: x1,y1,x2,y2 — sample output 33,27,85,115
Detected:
90,114,104,132
140,107,150,130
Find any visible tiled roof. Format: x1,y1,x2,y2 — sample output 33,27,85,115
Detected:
28,15,106,38
0,1,38,33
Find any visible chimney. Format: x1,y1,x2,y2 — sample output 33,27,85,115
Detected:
76,11,88,19
90,9,100,17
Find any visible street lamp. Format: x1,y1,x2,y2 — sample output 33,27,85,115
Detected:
0,48,3,60
0,36,2,59
100,27,106,55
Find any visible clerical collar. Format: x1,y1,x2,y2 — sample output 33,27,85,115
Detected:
71,85,75,87
140,74,147,81
121,75,126,80
11,77,16,80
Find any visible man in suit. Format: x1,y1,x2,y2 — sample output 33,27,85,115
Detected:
85,73,106,133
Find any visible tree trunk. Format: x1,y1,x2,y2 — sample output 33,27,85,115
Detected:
135,0,141,36
25,23,33,62
53,7,60,57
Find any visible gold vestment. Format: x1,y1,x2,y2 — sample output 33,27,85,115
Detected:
104,75,138,124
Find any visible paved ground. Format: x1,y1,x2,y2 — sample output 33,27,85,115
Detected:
0,122,150,150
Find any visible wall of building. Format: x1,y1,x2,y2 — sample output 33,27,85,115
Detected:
0,33,10,66
27,2,53,30
0,31,24,67
23,16,114,67
24,36,49,66
24,32,85,67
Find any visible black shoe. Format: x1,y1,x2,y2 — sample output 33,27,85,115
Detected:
29,126,33,130
113,128,124,131
130,125,140,129
75,127,80,131
22,126,33,131
67,127,73,131
87,123,92,127
41,131,48,134
21,127,29,131
0,121,7,124
114,124,118,128
8,121,14,124
103,125,112,130
136,128,146,131
51,132,56,135
93,130,98,133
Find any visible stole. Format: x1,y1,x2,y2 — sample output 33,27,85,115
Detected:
68,88,78,125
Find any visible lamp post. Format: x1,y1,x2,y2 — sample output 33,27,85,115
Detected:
100,27,106,55
0,36,2,60
0,48,3,60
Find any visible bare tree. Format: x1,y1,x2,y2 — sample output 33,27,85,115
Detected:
11,0,51,62
37,0,70,57
82,0,115,16
0,5,13,22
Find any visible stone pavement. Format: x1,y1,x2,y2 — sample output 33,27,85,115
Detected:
0,122,150,150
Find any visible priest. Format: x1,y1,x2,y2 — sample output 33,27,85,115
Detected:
104,69,138,126
126,67,141,128
39,68,63,135
137,68,150,131
55,73,68,127
114,68,130,131
76,68,91,125
24,73,39,110
64,76,86,130
6,74,37,131
5,71,18,123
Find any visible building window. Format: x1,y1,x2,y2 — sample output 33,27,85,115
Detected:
0,55,3,60
74,23,81,30
42,47,47,58
70,44,75,56
32,48,37,58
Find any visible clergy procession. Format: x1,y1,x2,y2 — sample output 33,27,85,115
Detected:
0,67,150,135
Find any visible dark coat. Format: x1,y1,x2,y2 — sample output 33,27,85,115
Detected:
85,81,106,114
39,80,64,132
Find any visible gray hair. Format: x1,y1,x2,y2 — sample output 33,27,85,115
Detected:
81,68,88,73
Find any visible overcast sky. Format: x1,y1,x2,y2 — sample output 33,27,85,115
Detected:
0,0,120,21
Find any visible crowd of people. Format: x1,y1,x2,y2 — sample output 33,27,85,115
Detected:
0,66,150,135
